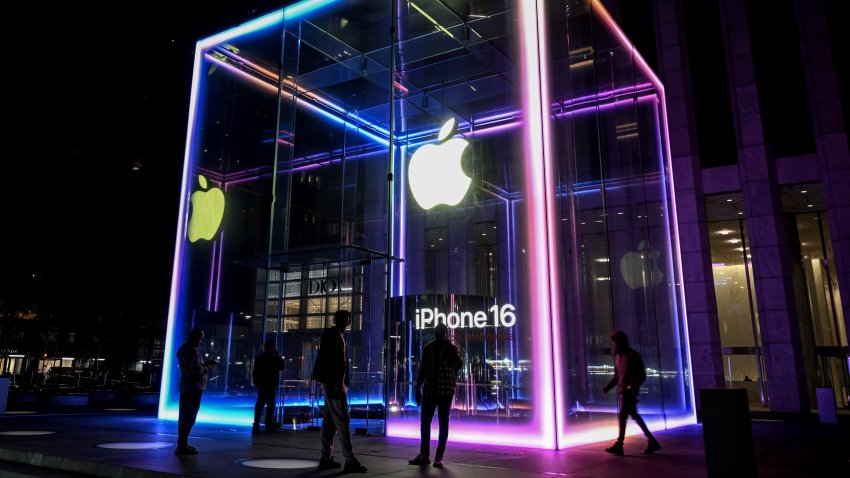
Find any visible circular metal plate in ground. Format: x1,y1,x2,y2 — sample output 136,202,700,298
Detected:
237,458,318,469
97,441,173,450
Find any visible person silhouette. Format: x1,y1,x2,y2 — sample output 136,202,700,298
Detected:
312,310,367,473
252,339,286,433
602,330,661,456
408,323,463,468
175,327,217,455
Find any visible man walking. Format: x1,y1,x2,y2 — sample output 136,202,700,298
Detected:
312,310,367,473
602,330,661,456
408,323,463,468
252,339,286,433
175,327,217,455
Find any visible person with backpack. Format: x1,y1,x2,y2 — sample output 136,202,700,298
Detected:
602,330,661,456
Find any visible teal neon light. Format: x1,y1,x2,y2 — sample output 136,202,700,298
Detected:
284,0,339,19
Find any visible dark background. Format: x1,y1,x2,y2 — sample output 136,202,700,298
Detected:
0,2,282,324
0,0,846,367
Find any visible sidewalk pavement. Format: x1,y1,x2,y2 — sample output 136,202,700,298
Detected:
0,411,847,477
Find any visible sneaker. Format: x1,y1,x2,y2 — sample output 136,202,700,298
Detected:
174,445,198,455
605,442,624,456
408,454,430,466
433,457,444,468
317,457,342,470
643,439,662,455
343,458,368,473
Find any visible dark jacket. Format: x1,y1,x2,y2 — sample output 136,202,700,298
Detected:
253,351,286,389
312,327,349,390
416,339,463,398
177,342,207,394
605,347,647,396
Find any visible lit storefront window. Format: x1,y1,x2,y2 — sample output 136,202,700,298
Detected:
161,0,694,448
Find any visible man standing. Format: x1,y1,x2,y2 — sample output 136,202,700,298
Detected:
312,310,367,473
408,323,463,468
252,339,286,433
176,327,217,455
602,330,661,456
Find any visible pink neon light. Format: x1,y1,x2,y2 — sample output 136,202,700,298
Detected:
519,0,557,449
590,0,664,95
590,0,695,419
658,89,696,415
386,421,551,448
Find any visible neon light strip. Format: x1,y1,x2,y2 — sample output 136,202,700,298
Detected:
519,0,557,449
162,0,343,420
160,31,207,418
590,0,694,422
590,0,664,94
533,0,566,448
658,90,697,419
197,10,283,51
284,0,338,19
410,2,455,39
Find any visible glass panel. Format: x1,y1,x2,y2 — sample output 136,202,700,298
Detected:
163,0,695,445
551,0,693,443
706,193,766,408
782,183,848,408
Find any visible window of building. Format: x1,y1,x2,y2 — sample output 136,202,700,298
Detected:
781,183,848,408
745,0,816,158
706,193,766,408
682,0,738,168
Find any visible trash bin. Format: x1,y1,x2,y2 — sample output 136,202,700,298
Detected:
0,377,10,414
700,388,756,478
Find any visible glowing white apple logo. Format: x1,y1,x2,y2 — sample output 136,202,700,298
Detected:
619,240,665,289
187,175,225,243
408,118,472,210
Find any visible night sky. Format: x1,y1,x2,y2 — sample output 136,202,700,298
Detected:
2,1,844,331
0,0,714,328
0,2,283,324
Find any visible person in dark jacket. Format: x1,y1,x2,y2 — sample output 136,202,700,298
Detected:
311,310,367,473
175,327,217,455
252,339,286,433
602,330,661,456
408,323,463,468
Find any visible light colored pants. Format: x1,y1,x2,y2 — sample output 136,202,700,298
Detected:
320,384,355,459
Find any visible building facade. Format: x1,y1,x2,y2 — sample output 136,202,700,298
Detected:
615,0,849,412
160,0,696,449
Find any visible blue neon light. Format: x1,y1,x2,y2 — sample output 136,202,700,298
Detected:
284,0,339,19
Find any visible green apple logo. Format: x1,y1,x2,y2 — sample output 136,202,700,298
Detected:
187,175,225,243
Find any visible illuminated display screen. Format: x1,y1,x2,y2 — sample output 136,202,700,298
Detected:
162,0,695,449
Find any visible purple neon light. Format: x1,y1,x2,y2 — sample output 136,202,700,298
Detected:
160,31,207,417
519,0,558,449
590,0,695,419
164,0,694,444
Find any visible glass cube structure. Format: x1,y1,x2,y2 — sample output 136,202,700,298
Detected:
161,0,695,449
